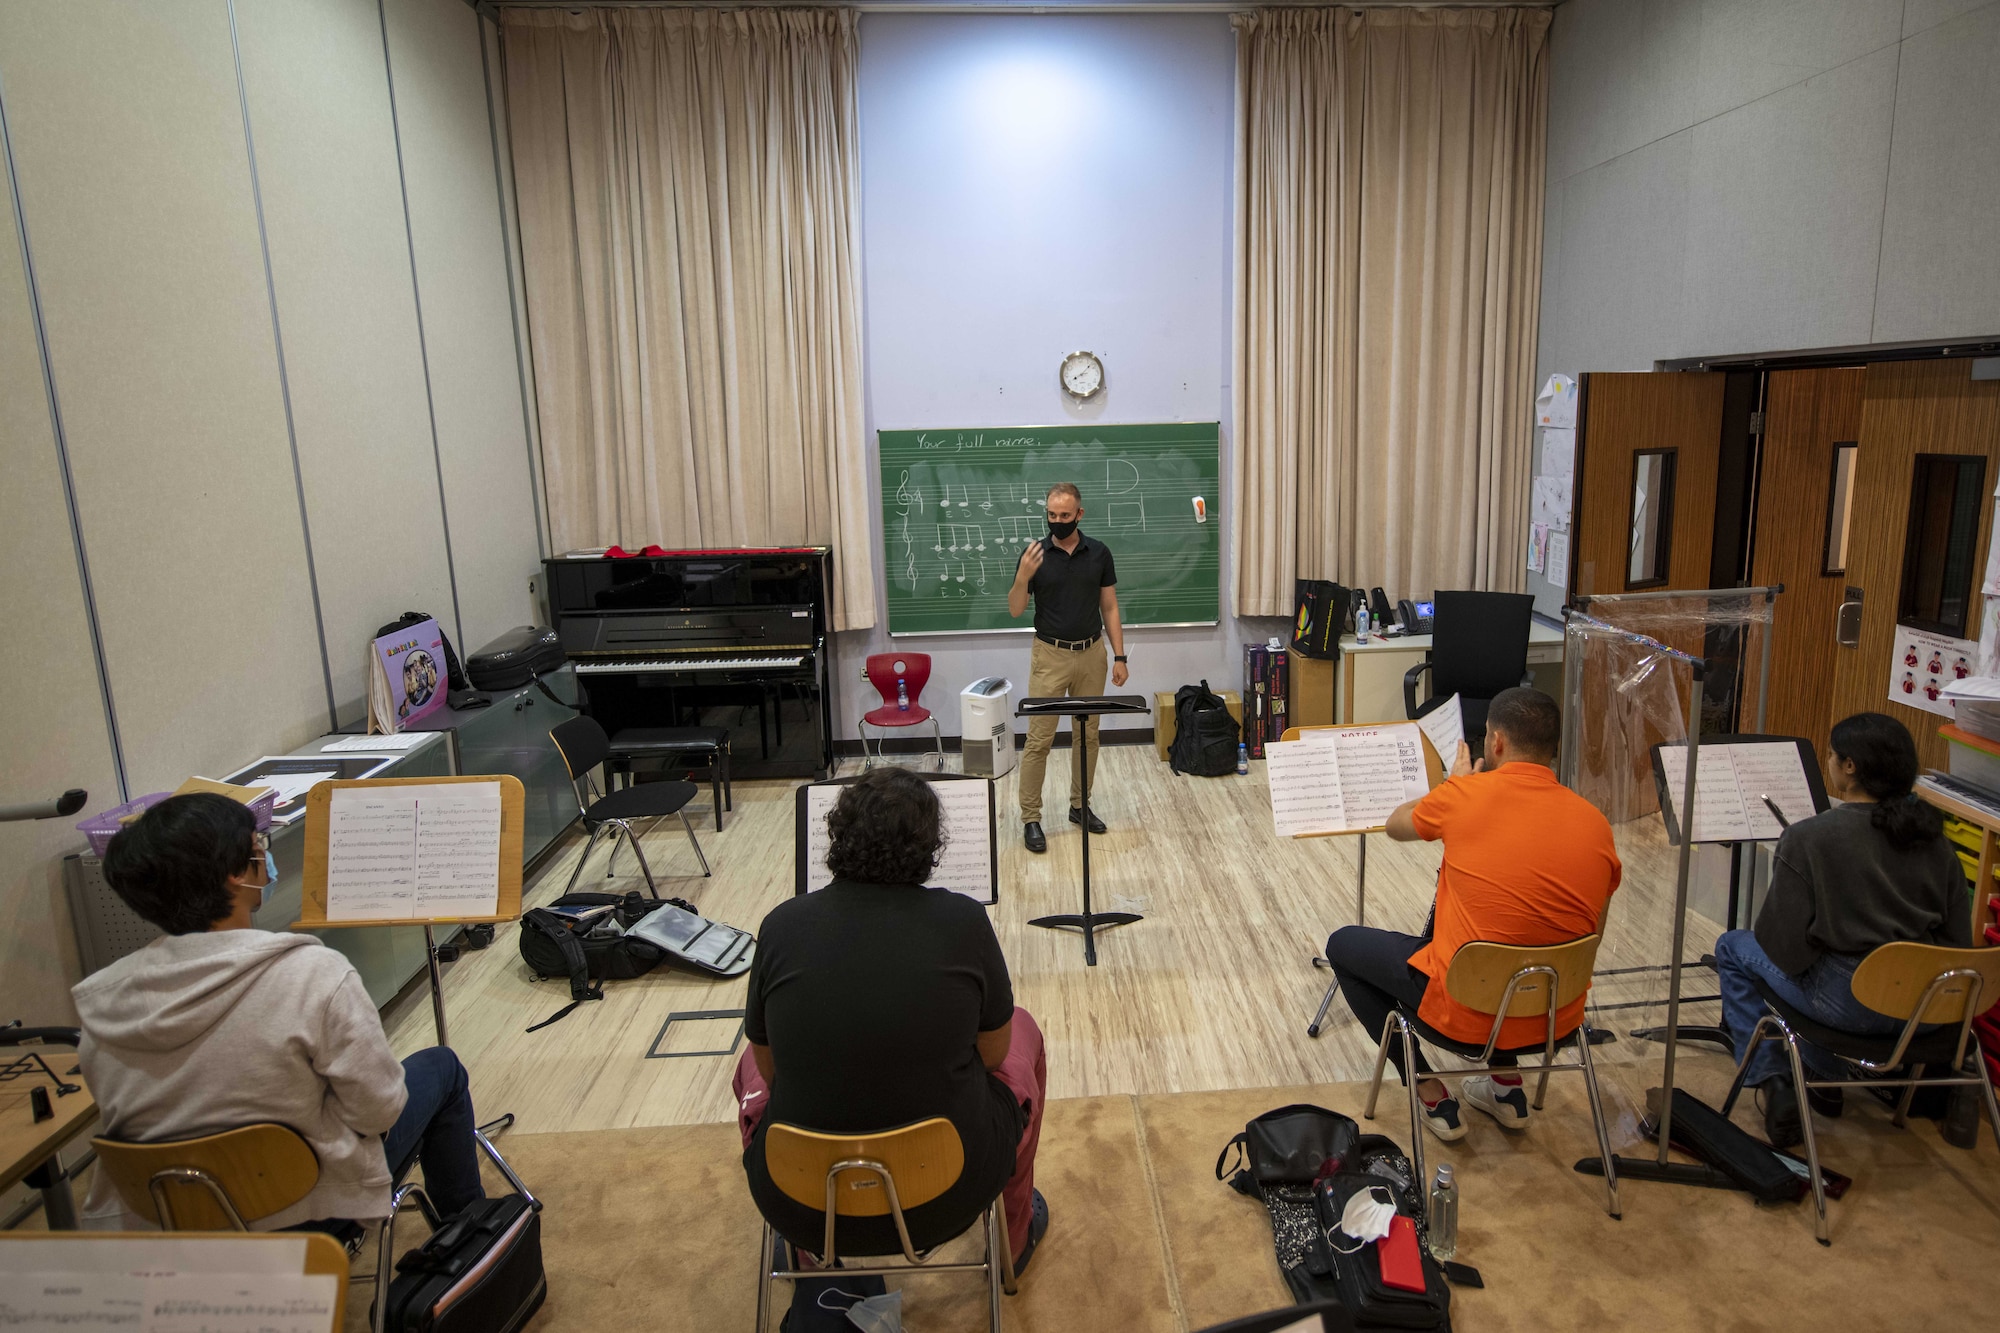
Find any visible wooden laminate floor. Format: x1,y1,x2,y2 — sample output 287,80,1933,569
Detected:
382,747,1728,1133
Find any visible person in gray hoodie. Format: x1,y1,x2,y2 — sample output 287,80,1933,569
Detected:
73,792,486,1231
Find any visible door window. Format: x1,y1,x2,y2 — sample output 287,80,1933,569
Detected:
1896,453,1987,637
1626,449,1677,588
1821,442,1857,575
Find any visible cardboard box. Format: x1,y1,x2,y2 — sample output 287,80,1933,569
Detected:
1154,689,1244,762
1289,651,1335,729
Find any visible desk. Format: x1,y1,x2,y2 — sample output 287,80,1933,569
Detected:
1301,620,1566,726
1915,782,2000,944
1,1074,96,1230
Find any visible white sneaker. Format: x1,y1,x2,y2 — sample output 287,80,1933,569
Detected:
1461,1075,1532,1130
1415,1088,1469,1142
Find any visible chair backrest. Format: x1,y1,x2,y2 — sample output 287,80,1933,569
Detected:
550,714,611,781
864,652,933,710
91,1124,320,1229
1430,591,1534,700
1850,942,2000,1024
1443,935,1602,1018
764,1117,965,1218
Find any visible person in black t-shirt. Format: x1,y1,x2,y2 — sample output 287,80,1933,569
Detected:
733,768,1052,1276
1008,481,1128,853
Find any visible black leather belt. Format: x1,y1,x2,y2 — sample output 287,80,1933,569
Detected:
1036,633,1100,651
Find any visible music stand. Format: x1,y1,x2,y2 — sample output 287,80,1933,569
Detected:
1017,694,1150,965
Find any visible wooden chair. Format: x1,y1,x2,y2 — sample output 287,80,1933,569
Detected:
754,1117,1016,1333
92,1123,441,1333
1721,941,2000,1245
92,1123,320,1230
1362,934,1620,1218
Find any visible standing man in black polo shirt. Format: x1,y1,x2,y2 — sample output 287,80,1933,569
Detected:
1008,482,1127,853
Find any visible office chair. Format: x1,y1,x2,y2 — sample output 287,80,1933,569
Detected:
1721,941,2000,1245
754,1117,1016,1333
859,652,946,770
1361,934,1620,1218
550,715,711,897
1403,590,1536,748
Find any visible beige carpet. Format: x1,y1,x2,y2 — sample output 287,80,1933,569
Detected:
352,1052,2000,1332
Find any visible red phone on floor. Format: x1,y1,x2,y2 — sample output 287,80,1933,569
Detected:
1377,1215,1426,1293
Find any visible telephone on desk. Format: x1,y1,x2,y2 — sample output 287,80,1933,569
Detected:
1396,599,1434,635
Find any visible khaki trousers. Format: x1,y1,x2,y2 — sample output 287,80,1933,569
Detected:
1018,636,1107,823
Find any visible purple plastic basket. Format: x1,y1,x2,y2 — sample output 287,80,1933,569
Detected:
76,787,279,856
77,793,171,857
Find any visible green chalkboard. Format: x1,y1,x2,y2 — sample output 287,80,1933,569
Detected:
879,422,1220,635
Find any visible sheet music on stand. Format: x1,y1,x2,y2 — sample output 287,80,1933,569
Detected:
1651,735,1828,845
796,773,998,905
1266,723,1431,836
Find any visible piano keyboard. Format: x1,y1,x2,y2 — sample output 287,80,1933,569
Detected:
574,654,810,675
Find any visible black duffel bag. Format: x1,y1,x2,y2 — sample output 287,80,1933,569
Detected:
382,1194,546,1333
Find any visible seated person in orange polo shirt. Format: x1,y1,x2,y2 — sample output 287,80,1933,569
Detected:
1325,687,1620,1142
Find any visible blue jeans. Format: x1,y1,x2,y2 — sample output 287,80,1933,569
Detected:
1713,930,1901,1088
382,1047,487,1217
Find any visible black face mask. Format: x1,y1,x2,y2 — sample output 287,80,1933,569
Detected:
1047,519,1078,540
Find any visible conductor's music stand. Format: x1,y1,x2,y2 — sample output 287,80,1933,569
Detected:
1017,694,1150,965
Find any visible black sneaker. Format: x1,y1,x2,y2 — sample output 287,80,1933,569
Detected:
1023,822,1046,854
1011,1189,1051,1280
1760,1081,1804,1149
1067,806,1107,834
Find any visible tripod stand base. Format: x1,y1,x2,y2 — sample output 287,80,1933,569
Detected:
1029,911,1142,967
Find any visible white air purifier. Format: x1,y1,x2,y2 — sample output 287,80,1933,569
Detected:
960,677,1017,778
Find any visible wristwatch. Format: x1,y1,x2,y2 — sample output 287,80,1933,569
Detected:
1114,655,1128,663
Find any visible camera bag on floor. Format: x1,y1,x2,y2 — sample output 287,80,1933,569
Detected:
1641,1087,1800,1203
381,1194,545,1333
1171,679,1241,777
520,891,754,1031
1216,1104,1364,1305
1315,1161,1451,1331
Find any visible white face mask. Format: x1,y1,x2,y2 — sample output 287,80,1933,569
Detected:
1329,1184,1398,1252
842,1289,903,1333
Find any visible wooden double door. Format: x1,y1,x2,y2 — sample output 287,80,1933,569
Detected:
1570,359,2000,769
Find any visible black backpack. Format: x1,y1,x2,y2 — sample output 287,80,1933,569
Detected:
518,892,675,1031
1170,680,1240,776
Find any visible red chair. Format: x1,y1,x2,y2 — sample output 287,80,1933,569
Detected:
860,652,945,770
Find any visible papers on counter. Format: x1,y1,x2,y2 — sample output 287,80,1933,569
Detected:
1267,724,1430,837
320,732,430,752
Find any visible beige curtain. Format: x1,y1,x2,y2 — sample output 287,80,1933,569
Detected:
499,8,874,630
1232,7,1548,615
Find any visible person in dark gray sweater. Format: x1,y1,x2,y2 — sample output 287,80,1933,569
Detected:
1714,712,1971,1148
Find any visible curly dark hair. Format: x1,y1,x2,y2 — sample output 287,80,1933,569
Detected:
824,767,946,885
102,792,255,935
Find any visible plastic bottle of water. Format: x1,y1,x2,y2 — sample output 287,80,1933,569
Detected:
1427,1163,1458,1261
897,678,909,711
1355,603,1371,644
1236,742,1249,775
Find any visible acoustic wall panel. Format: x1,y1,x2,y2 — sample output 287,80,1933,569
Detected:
0,1,329,791
234,0,456,722
0,133,120,1025
384,0,544,654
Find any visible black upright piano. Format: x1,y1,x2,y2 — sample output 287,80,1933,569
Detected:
545,548,836,779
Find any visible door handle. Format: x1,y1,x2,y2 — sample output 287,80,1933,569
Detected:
1836,587,1863,647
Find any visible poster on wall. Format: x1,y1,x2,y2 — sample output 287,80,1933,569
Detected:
1546,531,1570,587
1540,427,1575,478
1887,624,1979,718
1536,374,1578,429
1527,523,1549,574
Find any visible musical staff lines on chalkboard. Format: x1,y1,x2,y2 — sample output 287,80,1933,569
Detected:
878,422,1220,633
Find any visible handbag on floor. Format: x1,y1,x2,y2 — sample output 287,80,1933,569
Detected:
381,1194,546,1333
520,891,755,1031
1216,1104,1363,1306
1314,1167,1451,1331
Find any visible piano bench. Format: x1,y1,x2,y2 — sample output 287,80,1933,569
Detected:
608,727,732,832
